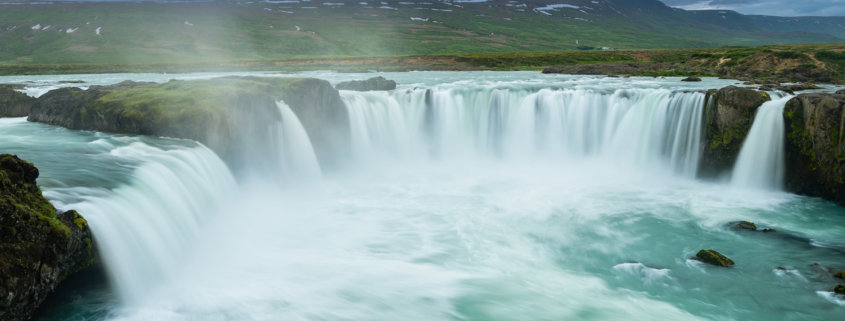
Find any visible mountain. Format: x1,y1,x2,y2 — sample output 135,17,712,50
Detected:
0,0,841,65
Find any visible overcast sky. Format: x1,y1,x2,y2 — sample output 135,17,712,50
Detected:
659,0,845,16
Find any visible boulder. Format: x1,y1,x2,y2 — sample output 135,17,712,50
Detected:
681,76,702,82
0,154,96,321
335,76,397,91
834,271,845,279
0,85,36,117
783,93,844,206
694,249,735,267
835,285,845,295
699,86,771,177
737,221,757,231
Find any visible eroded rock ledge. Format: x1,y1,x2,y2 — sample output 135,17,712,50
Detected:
0,154,96,321
699,86,770,177
27,77,350,170
784,92,845,206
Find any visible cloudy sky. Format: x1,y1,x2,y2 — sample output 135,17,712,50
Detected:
659,0,845,16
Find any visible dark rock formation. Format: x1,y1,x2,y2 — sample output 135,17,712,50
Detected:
835,271,845,279
835,285,845,295
759,83,822,95
0,85,36,117
699,86,771,177
737,221,757,231
783,93,844,206
335,76,397,91
682,76,702,82
694,249,735,267
27,77,350,171
0,154,96,321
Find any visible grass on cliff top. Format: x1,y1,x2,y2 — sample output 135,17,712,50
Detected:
94,77,303,125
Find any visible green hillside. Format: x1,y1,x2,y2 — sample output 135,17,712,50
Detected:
0,0,841,66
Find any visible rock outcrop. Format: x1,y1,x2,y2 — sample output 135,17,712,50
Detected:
783,93,844,206
27,77,349,170
0,154,96,321
335,76,397,91
699,86,771,177
694,249,735,267
0,85,36,117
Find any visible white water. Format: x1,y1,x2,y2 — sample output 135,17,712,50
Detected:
343,88,705,177
731,96,793,190
67,144,238,304
4,72,843,321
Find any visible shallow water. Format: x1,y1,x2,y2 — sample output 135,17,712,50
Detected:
1,72,843,321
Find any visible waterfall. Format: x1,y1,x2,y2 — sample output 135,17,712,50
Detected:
731,96,793,190
273,100,322,180
341,87,706,177
66,143,238,304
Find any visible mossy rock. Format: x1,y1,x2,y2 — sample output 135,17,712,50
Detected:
737,221,757,231
834,271,845,279
699,86,770,177
695,249,735,267
0,154,96,321
835,285,845,295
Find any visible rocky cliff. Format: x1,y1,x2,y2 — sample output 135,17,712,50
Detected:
27,77,349,171
0,154,96,321
0,85,36,117
784,92,845,206
699,86,771,177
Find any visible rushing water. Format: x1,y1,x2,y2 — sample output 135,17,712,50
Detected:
1,72,844,321
732,95,793,190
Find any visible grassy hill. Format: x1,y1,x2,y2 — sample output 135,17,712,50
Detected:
0,0,842,67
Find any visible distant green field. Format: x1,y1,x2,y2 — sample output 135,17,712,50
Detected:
0,1,841,68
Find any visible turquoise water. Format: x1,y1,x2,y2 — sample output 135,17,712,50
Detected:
0,72,843,320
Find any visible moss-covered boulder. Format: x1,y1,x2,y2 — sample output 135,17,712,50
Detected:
835,285,845,295
336,76,397,91
0,85,36,117
694,249,735,267
834,271,845,279
0,154,96,321
737,221,757,231
699,86,771,177
28,77,349,170
783,93,844,206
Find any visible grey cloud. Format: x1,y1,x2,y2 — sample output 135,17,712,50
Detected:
659,0,845,16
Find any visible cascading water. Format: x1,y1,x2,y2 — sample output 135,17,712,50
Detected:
67,143,238,304
6,72,844,321
731,95,793,190
272,100,322,180
341,87,705,177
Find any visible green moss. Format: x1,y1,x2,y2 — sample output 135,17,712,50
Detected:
695,249,735,267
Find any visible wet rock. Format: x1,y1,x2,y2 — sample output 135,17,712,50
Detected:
737,221,757,230
682,76,702,82
335,76,397,91
0,85,36,117
694,249,735,267
0,154,97,321
699,86,771,177
835,285,845,295
783,93,845,206
835,271,845,279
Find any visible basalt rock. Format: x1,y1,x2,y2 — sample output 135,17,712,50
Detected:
835,285,845,295
0,154,96,321
699,86,771,177
27,77,350,171
0,85,36,117
694,249,735,267
335,76,397,91
783,93,845,206
681,76,702,82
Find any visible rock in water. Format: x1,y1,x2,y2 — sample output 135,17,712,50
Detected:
737,221,757,231
835,271,845,279
835,285,845,295
335,76,397,91
682,77,702,82
0,154,97,321
783,93,845,206
699,86,770,177
695,249,735,267
0,85,36,117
